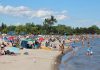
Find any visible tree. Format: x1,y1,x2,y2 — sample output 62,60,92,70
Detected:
0,22,7,32
36,25,44,34
56,24,73,35
15,25,26,34
43,16,57,34
25,23,35,34
43,19,49,34
74,27,81,34
8,25,16,31
49,15,57,26
88,25,100,34
2,28,8,33
0,21,99,35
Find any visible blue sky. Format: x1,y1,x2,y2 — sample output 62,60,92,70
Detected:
0,0,100,28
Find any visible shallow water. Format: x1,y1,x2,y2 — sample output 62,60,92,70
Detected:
60,38,100,70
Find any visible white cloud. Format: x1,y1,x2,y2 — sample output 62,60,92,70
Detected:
56,15,69,20
0,5,69,20
31,9,53,18
0,5,32,17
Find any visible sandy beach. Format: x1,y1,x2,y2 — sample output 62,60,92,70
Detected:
0,34,75,70
0,49,65,70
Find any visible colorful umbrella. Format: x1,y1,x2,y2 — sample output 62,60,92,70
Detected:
8,36,15,40
39,37,44,41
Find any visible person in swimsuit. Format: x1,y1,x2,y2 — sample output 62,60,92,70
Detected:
87,47,93,55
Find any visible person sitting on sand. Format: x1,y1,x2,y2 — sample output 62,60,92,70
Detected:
34,40,40,49
0,46,5,55
45,41,49,47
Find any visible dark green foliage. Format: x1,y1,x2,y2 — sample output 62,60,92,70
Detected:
0,20,100,35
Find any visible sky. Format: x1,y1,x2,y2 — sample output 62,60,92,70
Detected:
0,0,100,28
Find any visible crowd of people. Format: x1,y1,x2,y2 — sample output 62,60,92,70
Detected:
0,34,97,56
0,34,76,55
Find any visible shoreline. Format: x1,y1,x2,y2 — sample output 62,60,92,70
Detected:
53,47,72,70
0,49,69,70
0,48,72,70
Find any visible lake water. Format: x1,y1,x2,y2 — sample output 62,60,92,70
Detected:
60,38,100,70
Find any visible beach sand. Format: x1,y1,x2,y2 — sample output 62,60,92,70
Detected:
0,49,62,70
0,46,72,70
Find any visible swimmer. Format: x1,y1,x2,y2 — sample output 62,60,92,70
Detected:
86,47,93,55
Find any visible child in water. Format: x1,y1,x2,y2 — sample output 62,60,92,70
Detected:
87,47,93,55
86,39,93,55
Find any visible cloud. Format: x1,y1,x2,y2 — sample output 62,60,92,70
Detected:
0,5,32,17
0,5,69,20
35,10,53,17
56,15,69,20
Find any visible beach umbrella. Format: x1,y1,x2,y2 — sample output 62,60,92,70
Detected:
26,38,35,43
8,36,15,40
7,47,20,53
39,37,44,41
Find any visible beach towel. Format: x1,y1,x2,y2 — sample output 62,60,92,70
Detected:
41,46,51,51
7,47,20,53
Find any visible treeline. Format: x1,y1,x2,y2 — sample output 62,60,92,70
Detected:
0,22,100,35
0,16,100,35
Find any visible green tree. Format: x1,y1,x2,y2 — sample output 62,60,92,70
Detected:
56,24,73,35
0,22,7,32
15,25,26,34
8,25,16,31
43,16,57,34
88,25,100,34
2,28,8,33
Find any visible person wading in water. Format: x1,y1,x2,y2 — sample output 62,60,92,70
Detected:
59,44,64,54
87,37,93,55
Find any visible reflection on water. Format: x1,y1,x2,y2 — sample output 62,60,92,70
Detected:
60,38,100,70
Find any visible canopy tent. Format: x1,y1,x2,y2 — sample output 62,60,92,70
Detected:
21,38,35,48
